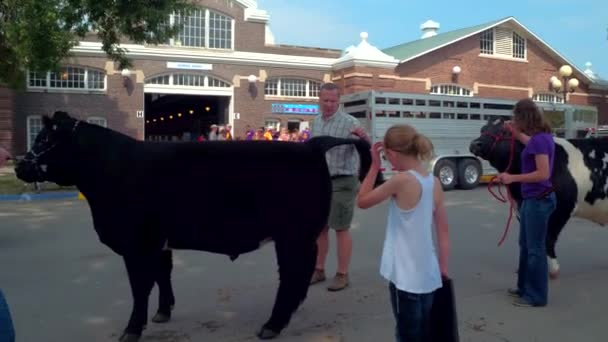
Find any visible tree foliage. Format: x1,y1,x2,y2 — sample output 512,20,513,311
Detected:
0,0,193,88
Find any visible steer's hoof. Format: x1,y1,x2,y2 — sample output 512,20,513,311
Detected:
152,312,171,323
257,327,280,340
118,332,141,342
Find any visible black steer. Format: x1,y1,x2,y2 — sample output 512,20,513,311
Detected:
15,111,380,342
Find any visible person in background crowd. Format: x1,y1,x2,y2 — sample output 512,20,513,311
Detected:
208,124,219,141
0,146,11,169
225,125,233,140
245,125,255,140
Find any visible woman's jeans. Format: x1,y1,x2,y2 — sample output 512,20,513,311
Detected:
389,282,434,342
517,192,557,306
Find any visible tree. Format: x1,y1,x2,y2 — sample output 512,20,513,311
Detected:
0,0,193,88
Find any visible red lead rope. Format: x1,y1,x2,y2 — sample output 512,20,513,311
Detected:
484,128,516,246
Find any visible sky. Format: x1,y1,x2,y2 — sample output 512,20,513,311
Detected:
257,0,608,79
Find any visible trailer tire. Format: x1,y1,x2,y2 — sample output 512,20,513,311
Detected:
434,159,457,191
457,159,481,190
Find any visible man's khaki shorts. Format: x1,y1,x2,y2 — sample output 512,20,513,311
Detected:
328,176,359,231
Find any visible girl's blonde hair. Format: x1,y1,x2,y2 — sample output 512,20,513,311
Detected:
383,124,434,161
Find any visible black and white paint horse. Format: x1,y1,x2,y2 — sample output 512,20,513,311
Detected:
470,118,608,278
15,111,380,342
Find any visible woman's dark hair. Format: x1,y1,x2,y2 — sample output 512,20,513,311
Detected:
513,98,552,135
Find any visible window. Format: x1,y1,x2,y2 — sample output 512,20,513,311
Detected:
281,79,307,97
174,74,204,87
513,32,526,59
483,103,514,110
169,8,233,49
480,28,527,60
145,74,230,88
480,29,494,55
430,84,472,97
208,11,232,49
174,9,205,47
28,66,106,91
87,117,107,127
264,78,322,98
27,116,43,151
533,93,564,104
265,119,280,130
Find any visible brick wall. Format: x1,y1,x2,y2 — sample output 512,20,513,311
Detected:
0,87,14,153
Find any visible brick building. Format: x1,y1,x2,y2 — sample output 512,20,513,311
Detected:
1,2,607,155
334,17,608,124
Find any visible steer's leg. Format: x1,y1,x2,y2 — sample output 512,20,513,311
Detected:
152,249,175,323
546,203,573,279
257,239,317,339
119,253,157,342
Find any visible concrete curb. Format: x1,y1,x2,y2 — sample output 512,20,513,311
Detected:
0,191,79,202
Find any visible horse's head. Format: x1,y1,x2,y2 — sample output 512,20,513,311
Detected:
469,117,522,173
15,111,80,186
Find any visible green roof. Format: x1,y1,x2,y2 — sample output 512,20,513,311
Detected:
382,17,511,62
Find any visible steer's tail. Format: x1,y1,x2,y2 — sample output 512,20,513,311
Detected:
307,136,384,187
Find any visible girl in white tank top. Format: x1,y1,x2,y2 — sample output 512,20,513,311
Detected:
357,124,450,341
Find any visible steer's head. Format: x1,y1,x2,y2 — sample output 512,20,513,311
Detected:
469,118,523,173
15,111,80,186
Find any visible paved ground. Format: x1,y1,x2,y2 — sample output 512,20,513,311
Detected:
1,187,608,342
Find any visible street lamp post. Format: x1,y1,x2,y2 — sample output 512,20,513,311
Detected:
549,65,579,103
549,65,579,138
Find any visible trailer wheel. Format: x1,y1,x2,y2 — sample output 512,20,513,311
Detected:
458,159,481,190
434,159,457,191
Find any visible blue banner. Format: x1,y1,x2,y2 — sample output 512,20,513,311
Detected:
272,103,319,115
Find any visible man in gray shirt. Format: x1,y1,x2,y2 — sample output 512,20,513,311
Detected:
310,82,370,291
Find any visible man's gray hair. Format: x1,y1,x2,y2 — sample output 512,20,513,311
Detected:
320,82,340,92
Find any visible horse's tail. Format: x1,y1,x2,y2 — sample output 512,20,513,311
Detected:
306,136,384,186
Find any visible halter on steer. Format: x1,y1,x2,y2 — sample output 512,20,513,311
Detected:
482,125,516,246
21,120,80,179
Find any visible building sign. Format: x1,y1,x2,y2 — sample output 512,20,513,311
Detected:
271,103,319,115
166,62,213,70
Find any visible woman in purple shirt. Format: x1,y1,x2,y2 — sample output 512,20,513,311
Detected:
497,99,556,307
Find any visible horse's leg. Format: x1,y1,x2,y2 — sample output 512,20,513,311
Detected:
257,240,317,339
546,203,573,279
119,253,157,342
152,249,175,323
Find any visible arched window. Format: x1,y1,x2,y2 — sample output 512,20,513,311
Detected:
27,66,106,91
533,93,564,104
145,74,230,88
430,84,472,97
264,78,322,98
169,8,233,49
